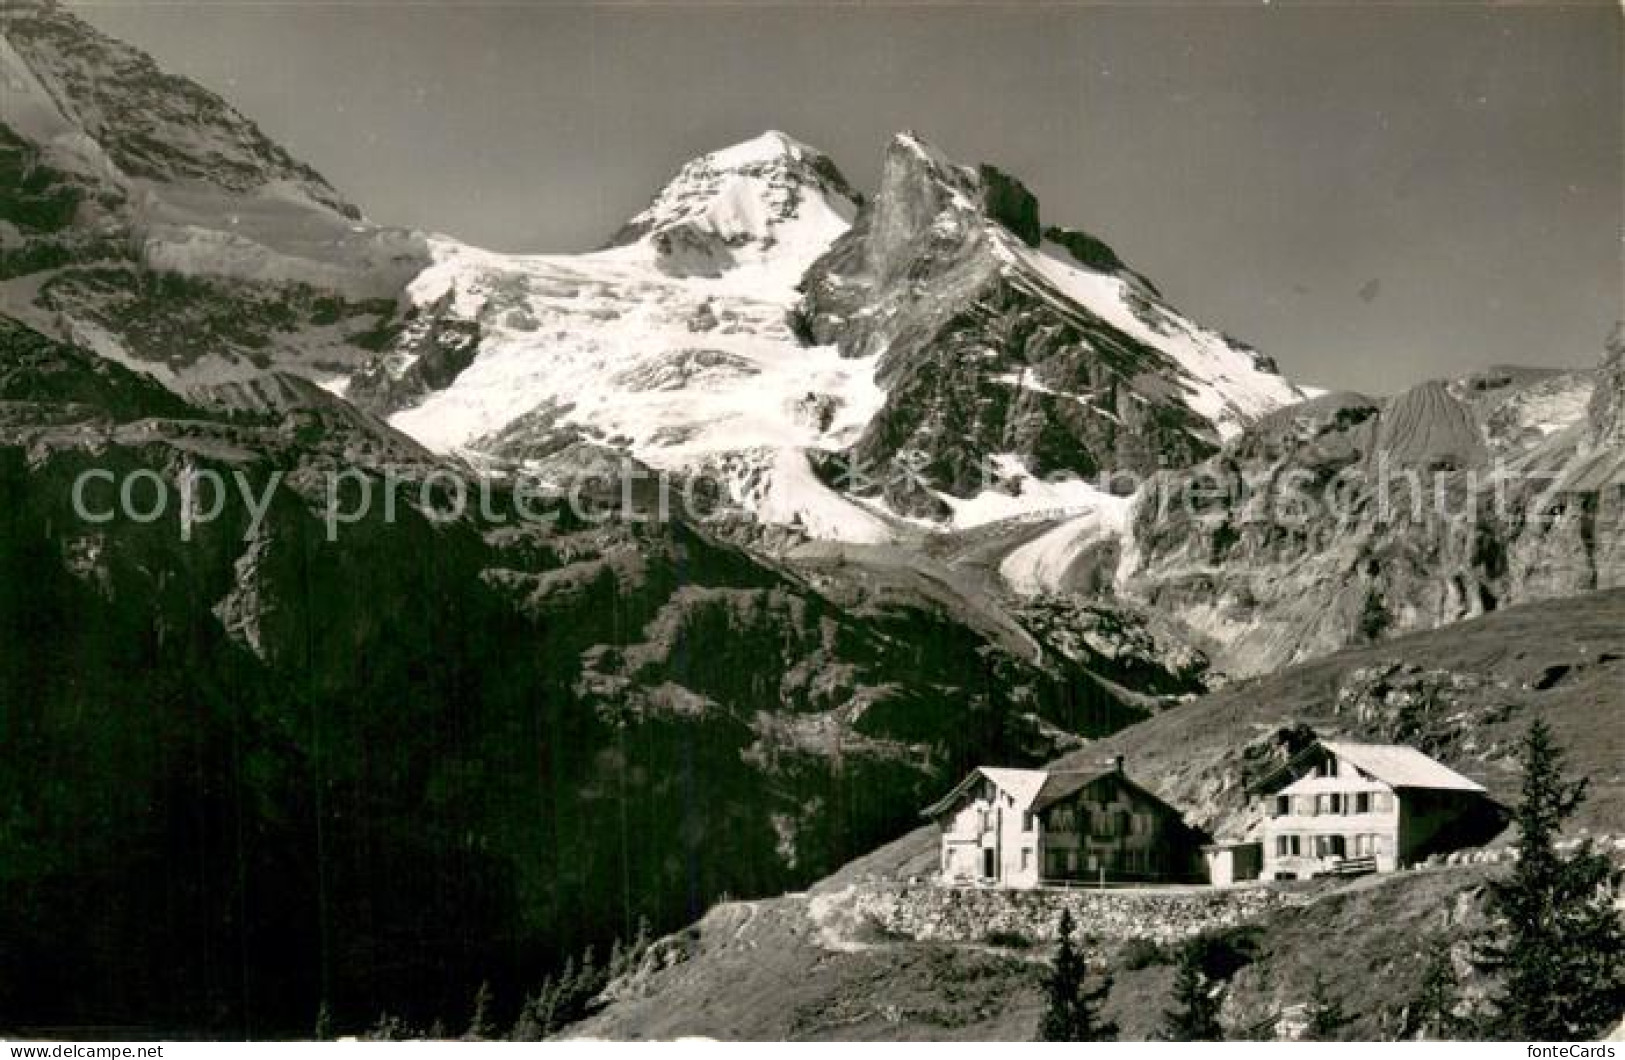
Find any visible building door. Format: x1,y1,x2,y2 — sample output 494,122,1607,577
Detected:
983,848,996,879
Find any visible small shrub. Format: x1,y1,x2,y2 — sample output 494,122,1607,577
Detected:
855,912,910,944
983,929,1031,949
1119,937,1172,970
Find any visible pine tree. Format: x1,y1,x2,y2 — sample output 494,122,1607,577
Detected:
1477,720,1625,1039
1303,972,1352,1041
577,944,600,1003
1039,909,1118,1041
465,980,496,1041
1160,938,1224,1041
551,955,577,1024
535,973,560,1037
562,944,600,1022
1410,941,1463,1041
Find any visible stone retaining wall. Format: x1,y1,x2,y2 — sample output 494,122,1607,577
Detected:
849,883,1291,946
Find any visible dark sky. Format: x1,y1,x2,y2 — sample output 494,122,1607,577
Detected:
70,0,1622,394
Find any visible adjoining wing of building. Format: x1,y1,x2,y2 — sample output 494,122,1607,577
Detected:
921,756,1209,889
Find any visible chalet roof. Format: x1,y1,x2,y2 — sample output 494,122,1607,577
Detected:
920,766,1132,818
977,767,1051,807
1251,740,1487,794
1321,741,1486,792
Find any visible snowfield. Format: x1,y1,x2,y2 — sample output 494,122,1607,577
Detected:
389,239,886,455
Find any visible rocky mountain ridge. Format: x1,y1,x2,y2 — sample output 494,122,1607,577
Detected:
796,131,1305,518
1108,338,1624,675
0,0,426,383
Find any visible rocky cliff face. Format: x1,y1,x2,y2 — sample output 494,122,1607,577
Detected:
1,0,349,211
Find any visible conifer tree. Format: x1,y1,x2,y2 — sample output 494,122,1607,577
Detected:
313,1000,333,1042
1303,972,1351,1041
511,989,545,1042
1410,941,1464,1041
1039,910,1118,1041
366,1012,405,1041
1160,938,1224,1041
465,980,496,1041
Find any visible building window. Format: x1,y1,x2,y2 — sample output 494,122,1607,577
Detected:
1023,812,1035,832
1375,793,1395,813
1274,795,1290,817
1021,848,1032,870
1355,792,1371,814
1276,835,1301,858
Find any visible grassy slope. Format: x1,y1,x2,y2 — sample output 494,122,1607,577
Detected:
819,587,1625,877
575,590,1625,1040
1076,586,1625,836
573,859,1504,1040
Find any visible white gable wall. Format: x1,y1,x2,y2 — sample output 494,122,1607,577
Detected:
1260,753,1401,879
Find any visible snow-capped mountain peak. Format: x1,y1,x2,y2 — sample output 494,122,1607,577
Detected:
604,129,859,284
380,132,879,539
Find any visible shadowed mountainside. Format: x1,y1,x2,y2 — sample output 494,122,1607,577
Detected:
0,315,1160,1036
